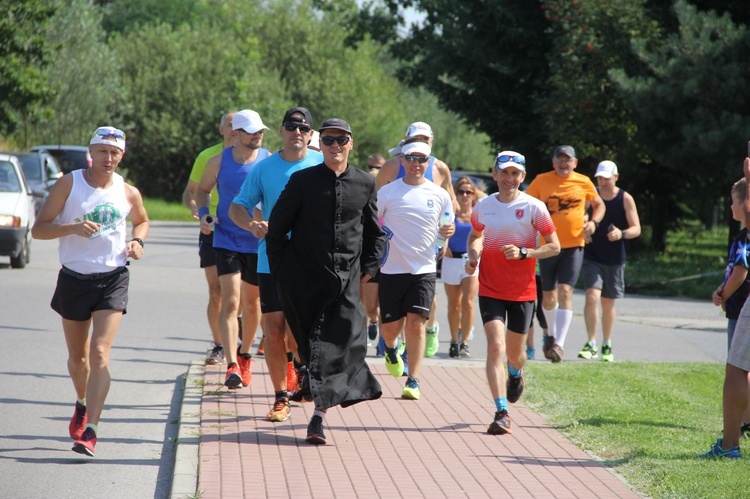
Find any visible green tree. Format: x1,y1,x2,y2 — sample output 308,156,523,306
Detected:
612,0,750,248
112,20,291,200
0,0,57,136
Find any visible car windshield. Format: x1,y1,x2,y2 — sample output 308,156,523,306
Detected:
0,161,22,192
47,150,88,174
14,154,41,181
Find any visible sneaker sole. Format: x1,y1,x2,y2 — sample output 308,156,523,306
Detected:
401,389,420,400
225,374,243,388
305,434,326,445
267,413,291,422
72,443,95,457
549,349,562,363
487,423,512,435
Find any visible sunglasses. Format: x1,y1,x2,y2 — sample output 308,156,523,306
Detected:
403,154,429,164
495,154,526,167
320,135,351,146
93,128,126,139
284,124,311,133
367,165,381,170
457,189,474,196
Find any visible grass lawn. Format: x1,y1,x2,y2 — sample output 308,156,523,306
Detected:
143,197,196,222
525,362,750,498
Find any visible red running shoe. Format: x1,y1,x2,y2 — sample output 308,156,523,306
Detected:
225,362,243,389
236,354,252,387
69,402,88,440
72,427,97,457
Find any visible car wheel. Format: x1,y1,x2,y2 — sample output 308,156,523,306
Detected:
10,234,28,269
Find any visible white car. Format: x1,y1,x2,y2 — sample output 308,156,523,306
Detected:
0,154,35,268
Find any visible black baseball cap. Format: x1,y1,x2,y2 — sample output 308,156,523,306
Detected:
319,118,352,135
282,107,313,126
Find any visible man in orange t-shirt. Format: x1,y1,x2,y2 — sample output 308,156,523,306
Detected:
525,145,605,362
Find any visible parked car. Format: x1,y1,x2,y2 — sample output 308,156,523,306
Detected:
0,154,35,268
5,151,63,213
29,145,91,174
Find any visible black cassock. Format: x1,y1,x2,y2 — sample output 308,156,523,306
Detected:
267,163,385,409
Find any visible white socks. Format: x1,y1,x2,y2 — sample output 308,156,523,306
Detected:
543,306,558,339
555,308,573,347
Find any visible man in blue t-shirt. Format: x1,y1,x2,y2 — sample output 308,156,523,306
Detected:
229,107,323,423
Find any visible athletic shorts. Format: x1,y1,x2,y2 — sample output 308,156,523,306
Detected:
198,231,217,268
529,274,547,329
478,296,534,334
539,247,584,291
258,272,282,314
379,272,436,323
51,266,129,321
728,300,750,371
365,269,380,284
215,248,259,286
441,255,478,285
582,260,625,299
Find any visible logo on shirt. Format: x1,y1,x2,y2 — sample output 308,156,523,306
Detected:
75,202,122,239
515,209,524,220
427,199,434,208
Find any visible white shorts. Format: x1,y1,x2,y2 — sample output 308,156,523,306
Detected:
441,255,478,285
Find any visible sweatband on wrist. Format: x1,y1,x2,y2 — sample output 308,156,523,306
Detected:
198,207,209,218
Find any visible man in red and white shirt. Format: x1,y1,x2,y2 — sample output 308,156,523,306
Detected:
466,151,560,436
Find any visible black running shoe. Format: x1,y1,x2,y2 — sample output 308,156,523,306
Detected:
449,342,459,358
506,373,524,403
305,415,326,444
289,369,312,402
487,409,512,435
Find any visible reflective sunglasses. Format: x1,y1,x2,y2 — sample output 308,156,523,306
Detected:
320,135,351,146
456,189,475,196
403,154,429,164
284,124,311,133
93,128,126,139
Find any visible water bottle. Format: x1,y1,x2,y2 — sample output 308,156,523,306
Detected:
435,212,452,248
205,215,215,229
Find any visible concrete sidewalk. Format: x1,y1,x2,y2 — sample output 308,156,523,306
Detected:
172,358,640,499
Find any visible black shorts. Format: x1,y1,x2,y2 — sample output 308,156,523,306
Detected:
198,231,217,268
258,273,282,314
379,272,436,323
215,248,259,285
51,266,129,321
539,247,584,290
530,274,547,329
478,296,534,334
365,269,380,284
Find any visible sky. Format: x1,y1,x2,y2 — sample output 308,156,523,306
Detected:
355,0,426,27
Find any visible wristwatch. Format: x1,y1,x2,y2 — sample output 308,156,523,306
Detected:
131,237,144,248
519,247,528,260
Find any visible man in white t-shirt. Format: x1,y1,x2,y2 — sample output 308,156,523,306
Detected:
377,139,454,400
466,151,560,435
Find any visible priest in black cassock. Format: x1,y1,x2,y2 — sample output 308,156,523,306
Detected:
266,118,385,445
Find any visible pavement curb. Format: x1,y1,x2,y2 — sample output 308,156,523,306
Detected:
169,360,205,499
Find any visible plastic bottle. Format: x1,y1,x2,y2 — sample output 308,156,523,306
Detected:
435,212,452,248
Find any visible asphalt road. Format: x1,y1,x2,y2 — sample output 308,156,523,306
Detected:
0,222,729,499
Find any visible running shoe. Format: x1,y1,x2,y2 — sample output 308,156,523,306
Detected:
69,402,88,440
600,344,614,362
577,341,598,360
305,415,326,445
449,342,459,358
402,376,421,400
385,345,404,377
459,342,471,357
224,362,242,389
266,399,291,422
526,347,535,360
368,322,379,341
542,334,555,359
289,368,313,402
487,410,512,435
697,438,741,459
205,342,224,365
506,373,525,404
237,351,252,387
286,361,297,393
256,336,265,356
425,322,439,357
72,427,97,457
549,344,564,363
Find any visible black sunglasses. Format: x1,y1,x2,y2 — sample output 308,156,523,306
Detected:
320,135,351,146
284,124,311,133
403,154,429,164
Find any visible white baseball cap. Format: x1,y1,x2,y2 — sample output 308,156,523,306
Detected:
595,160,618,178
232,109,268,134
89,126,126,151
405,122,433,138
